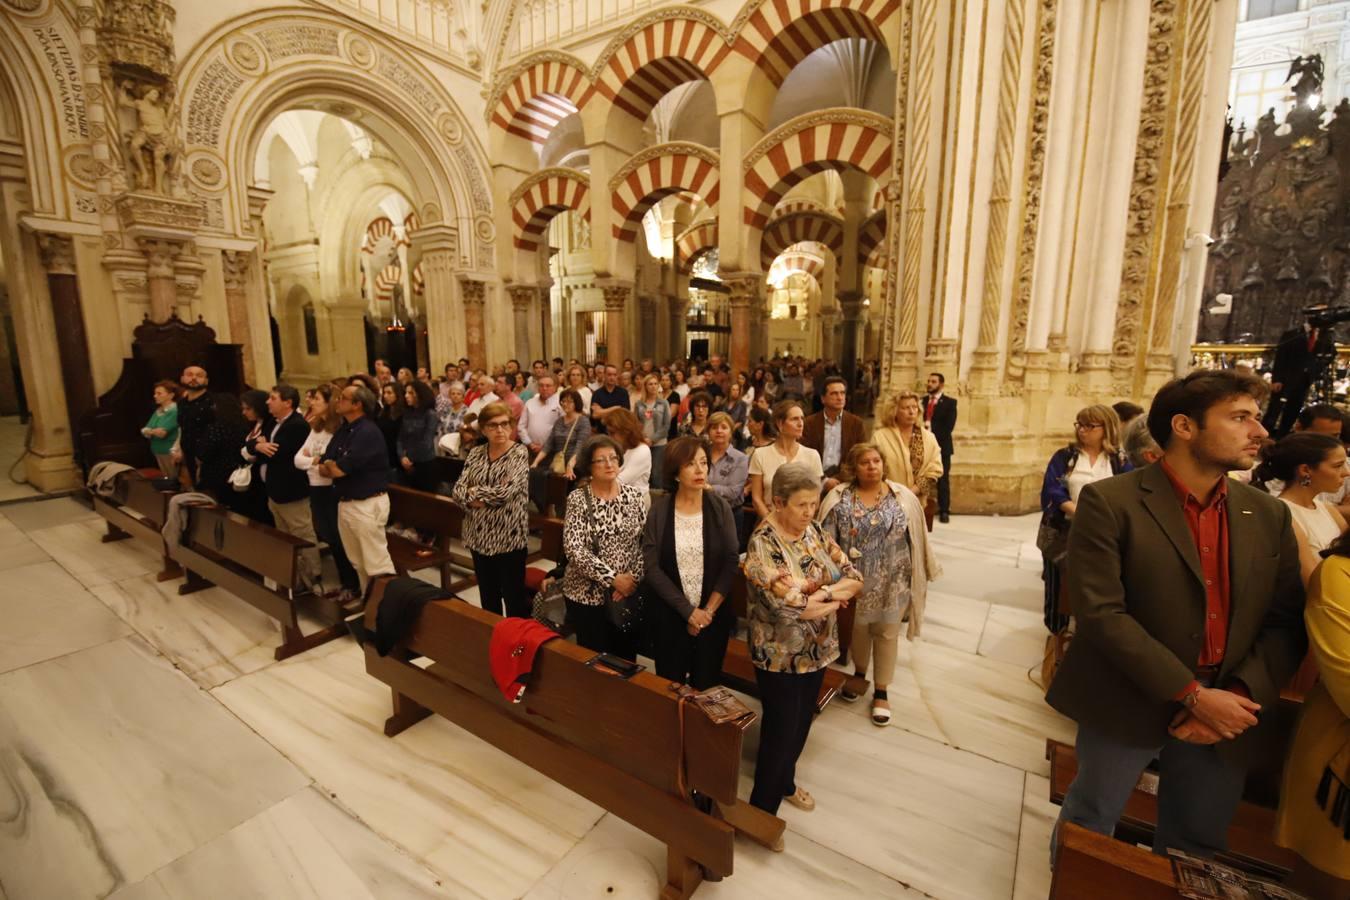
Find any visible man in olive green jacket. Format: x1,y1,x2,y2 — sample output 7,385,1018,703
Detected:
1048,369,1306,859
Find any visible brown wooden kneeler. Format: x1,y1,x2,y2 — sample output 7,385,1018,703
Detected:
359,576,786,899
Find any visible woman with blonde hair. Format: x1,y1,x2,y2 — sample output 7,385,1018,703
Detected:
1037,404,1130,632
819,443,940,725
872,391,943,514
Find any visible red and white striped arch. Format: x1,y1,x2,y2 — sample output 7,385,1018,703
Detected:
511,168,591,252
768,243,827,285
733,0,898,87
373,263,402,302
743,115,892,232
491,56,591,146
760,209,844,270
411,262,424,296
594,16,731,122
676,219,718,273
858,209,887,268
771,197,844,220
610,145,720,243
362,216,396,251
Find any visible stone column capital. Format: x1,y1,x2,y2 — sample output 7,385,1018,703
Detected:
599,280,631,312
724,273,761,306
507,284,537,310
35,232,76,275
137,237,184,278
458,276,487,307
221,249,251,292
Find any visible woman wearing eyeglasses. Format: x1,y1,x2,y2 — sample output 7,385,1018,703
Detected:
1038,405,1131,633
561,435,650,659
451,402,531,619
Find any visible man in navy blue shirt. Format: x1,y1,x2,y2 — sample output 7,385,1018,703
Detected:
589,364,629,434
319,383,394,592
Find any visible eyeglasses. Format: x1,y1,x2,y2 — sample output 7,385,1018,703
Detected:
591,456,620,467
1075,421,1103,431
483,420,512,430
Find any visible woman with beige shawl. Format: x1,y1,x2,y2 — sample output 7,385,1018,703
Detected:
819,442,941,725
873,391,944,519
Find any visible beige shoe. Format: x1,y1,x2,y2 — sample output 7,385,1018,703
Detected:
784,787,815,811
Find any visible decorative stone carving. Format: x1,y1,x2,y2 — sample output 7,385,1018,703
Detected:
117,82,183,196
601,282,631,311
221,249,250,292
32,24,89,141
187,151,226,191
137,237,181,278
1006,0,1057,378
2,0,47,15
186,57,244,146
99,0,176,79
115,191,206,232
459,277,486,306
36,233,76,275
224,37,266,76
1111,1,1177,380
507,285,536,311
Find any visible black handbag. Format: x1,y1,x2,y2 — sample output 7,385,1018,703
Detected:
586,488,642,632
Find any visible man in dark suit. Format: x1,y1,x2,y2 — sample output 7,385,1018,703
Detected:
251,383,323,593
924,373,957,522
802,375,867,493
1048,369,1305,860
1263,322,1336,437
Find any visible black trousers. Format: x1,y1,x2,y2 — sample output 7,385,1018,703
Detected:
472,547,529,618
937,448,953,515
310,486,360,592
750,666,826,814
565,598,637,661
654,600,733,689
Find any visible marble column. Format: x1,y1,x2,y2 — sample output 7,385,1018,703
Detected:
838,294,867,385
137,238,182,323
221,250,256,384
600,281,630,365
668,294,688,360
637,293,658,361
35,233,97,443
459,276,487,370
508,285,535,365
725,275,759,376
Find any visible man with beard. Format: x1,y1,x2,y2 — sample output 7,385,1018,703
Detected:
1048,369,1306,862
170,364,213,487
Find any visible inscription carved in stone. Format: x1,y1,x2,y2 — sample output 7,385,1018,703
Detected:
186,57,243,146
31,25,88,140
258,24,340,59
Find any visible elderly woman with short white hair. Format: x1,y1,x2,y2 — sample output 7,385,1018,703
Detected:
743,462,863,825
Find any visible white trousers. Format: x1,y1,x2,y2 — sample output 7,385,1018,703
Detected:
336,494,395,590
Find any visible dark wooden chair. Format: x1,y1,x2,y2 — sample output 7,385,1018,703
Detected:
359,576,785,899
1050,823,1184,899
91,468,182,581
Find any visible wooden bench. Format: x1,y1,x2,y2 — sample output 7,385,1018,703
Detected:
91,469,181,581
721,572,868,712
1050,823,1189,899
172,502,347,661
386,484,473,589
357,576,784,899
1045,738,1299,879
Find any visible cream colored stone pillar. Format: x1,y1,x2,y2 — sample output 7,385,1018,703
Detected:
412,225,461,370
668,295,688,360
508,285,535,365
221,250,256,384
459,276,487,370
599,280,630,365
137,238,182,323
637,292,658,361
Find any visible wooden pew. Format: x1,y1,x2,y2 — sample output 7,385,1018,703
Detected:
1045,738,1299,879
1050,823,1188,899
358,577,784,899
173,502,347,661
90,469,181,581
721,571,868,713
386,484,472,588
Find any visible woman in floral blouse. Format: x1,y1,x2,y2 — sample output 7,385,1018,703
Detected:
743,462,863,821
451,402,531,618
562,435,650,659
820,443,941,727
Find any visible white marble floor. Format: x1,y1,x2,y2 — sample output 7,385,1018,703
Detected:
0,496,1071,900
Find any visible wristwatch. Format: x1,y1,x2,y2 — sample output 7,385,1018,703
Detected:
1181,686,1202,709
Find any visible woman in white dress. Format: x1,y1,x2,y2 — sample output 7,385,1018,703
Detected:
748,399,823,520
1259,433,1349,582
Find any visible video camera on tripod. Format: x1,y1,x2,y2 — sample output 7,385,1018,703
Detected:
1303,304,1350,328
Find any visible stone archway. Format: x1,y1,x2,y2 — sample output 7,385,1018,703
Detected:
176,9,501,370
